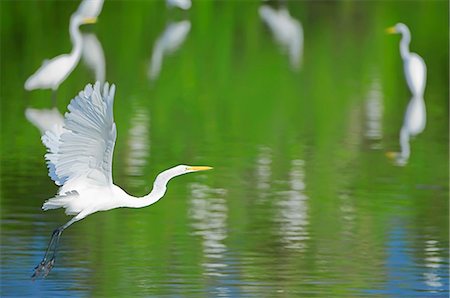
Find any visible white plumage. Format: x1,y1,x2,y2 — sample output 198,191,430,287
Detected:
32,82,212,279
388,23,427,97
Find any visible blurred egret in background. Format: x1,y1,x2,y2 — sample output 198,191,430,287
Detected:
386,23,427,165
24,15,97,96
25,107,64,136
387,23,427,97
259,5,303,70
148,20,191,81
24,0,104,98
32,82,212,279
81,33,106,83
166,0,191,10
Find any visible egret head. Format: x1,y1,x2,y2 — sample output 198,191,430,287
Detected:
386,23,409,35
177,165,213,175
153,165,213,188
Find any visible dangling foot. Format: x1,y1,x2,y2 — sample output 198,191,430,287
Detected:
43,258,55,277
31,259,46,280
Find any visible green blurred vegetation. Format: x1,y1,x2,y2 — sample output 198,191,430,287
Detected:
1,0,448,296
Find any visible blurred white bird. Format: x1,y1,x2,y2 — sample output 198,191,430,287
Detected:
81,33,106,83
166,0,191,10
259,5,303,70
32,82,212,279
24,15,97,93
387,23,427,97
386,23,427,165
148,20,191,81
25,107,64,135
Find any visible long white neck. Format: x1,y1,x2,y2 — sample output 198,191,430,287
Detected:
123,168,182,208
399,28,411,60
69,16,83,63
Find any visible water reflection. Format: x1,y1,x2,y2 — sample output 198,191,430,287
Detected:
255,146,272,200
189,182,229,289
166,0,191,10
81,33,106,83
388,95,426,166
274,159,309,251
259,5,303,70
25,107,64,135
423,239,444,290
364,78,384,149
148,20,191,81
125,104,151,187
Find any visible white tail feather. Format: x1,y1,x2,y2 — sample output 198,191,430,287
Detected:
42,191,79,215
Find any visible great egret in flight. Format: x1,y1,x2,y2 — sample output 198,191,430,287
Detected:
24,15,97,94
387,23,427,97
32,82,212,279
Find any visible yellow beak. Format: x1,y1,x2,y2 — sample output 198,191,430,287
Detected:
386,26,397,34
83,17,97,25
385,151,397,159
188,166,213,171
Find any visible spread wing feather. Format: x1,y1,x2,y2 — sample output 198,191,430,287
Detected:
42,82,116,187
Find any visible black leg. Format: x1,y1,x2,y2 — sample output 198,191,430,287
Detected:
31,228,63,280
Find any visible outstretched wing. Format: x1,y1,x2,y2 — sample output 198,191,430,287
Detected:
42,82,117,188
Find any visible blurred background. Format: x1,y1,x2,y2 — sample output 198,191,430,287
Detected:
1,0,448,296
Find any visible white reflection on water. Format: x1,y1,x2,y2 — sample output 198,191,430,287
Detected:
255,146,272,200
125,105,151,187
423,239,443,289
388,95,426,166
364,78,384,149
81,33,105,83
148,20,191,81
259,5,303,70
274,159,309,251
189,182,228,282
25,107,64,135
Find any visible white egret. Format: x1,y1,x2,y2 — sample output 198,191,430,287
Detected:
387,23,427,97
259,5,303,70
24,15,97,94
32,82,212,279
148,20,191,81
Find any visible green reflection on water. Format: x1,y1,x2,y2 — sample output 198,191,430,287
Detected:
1,0,448,296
